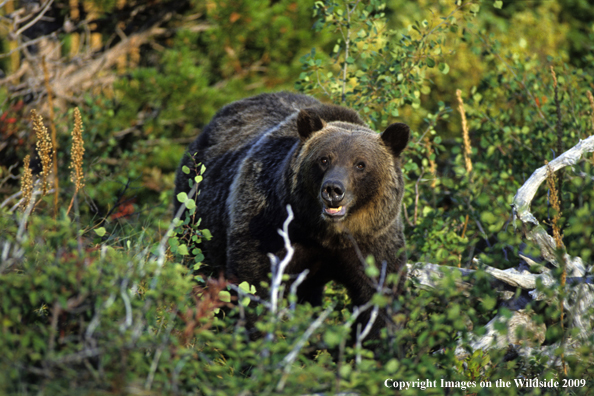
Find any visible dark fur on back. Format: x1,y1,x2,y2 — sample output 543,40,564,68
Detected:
174,92,408,339
174,92,366,268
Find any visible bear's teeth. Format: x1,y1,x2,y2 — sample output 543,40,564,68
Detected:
325,206,343,214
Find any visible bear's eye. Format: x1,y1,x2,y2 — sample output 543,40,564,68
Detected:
320,157,329,166
356,162,366,170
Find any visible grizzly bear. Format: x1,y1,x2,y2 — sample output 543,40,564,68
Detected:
174,92,409,339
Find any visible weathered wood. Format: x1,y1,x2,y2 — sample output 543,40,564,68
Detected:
512,135,594,226
512,135,594,276
408,135,594,363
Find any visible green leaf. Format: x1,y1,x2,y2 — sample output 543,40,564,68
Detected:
182,165,190,174
177,192,188,203
185,199,196,210
339,364,352,378
177,244,189,255
195,175,203,183
494,1,503,9
219,291,231,303
426,57,436,68
323,330,342,348
194,251,205,263
481,295,497,310
94,227,106,237
385,358,399,373
202,229,213,240
238,281,256,294
438,62,450,74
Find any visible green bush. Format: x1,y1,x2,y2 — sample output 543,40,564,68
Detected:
1,0,594,394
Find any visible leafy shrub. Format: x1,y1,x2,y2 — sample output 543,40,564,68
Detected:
1,0,594,394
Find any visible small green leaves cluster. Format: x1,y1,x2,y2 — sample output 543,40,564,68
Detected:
298,0,465,130
170,160,211,271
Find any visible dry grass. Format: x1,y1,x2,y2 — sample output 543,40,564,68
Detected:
545,161,563,249
425,136,437,188
456,89,472,174
545,159,566,375
586,91,594,166
67,108,86,215
31,110,53,196
19,155,33,212
20,107,87,217
70,108,85,190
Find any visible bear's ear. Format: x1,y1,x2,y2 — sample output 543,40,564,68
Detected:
297,108,326,141
381,123,410,157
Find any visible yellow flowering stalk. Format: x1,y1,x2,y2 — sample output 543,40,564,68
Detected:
67,108,86,215
31,110,53,196
19,155,34,212
456,89,473,174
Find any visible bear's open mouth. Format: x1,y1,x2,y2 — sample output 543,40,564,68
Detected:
323,205,346,217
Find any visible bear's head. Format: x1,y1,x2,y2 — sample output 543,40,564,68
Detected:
292,107,410,239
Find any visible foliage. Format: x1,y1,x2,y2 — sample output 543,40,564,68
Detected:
1,0,594,394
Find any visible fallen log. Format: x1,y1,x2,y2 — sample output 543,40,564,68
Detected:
407,135,594,364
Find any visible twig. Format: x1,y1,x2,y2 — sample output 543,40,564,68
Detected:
145,347,164,390
145,309,178,390
11,0,55,39
355,261,387,364
413,167,426,225
340,0,360,103
269,205,295,315
586,91,594,165
119,277,133,332
402,200,413,227
152,181,198,289
513,135,594,229
550,66,564,211
289,270,309,311
47,301,61,356
85,293,116,340
456,89,473,174
315,68,331,98
276,305,334,391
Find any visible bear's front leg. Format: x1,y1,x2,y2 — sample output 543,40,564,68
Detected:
337,245,406,341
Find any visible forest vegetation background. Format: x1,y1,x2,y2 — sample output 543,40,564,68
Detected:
0,0,594,394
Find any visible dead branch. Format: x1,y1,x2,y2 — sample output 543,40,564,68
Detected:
408,134,594,364
0,7,206,114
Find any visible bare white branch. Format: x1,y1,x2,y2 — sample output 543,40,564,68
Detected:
276,305,334,391
269,205,295,315
289,269,310,311
513,135,594,227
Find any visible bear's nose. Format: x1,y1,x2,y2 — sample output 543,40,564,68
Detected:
321,180,345,204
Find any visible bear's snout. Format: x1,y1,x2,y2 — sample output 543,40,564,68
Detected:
321,180,345,204
320,170,350,218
